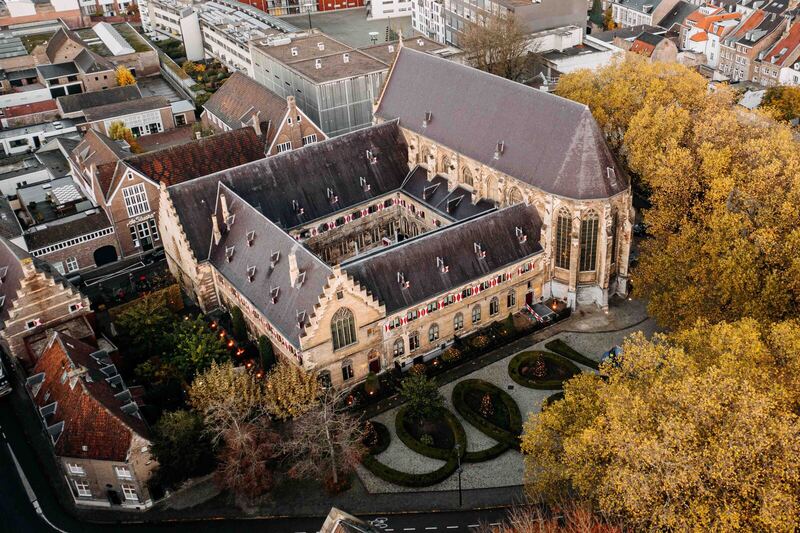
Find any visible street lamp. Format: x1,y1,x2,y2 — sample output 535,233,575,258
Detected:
454,443,463,507
303,3,313,30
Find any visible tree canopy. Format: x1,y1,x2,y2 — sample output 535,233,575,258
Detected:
521,319,800,531
115,66,136,86
761,85,800,122
150,410,215,488
556,57,800,328
460,13,529,81
399,373,444,421
263,361,320,420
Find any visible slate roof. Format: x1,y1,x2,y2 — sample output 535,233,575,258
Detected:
74,48,114,74
167,121,409,261
82,95,170,123
656,1,698,30
400,167,495,221
343,203,543,313
202,72,288,145
57,85,141,115
375,48,627,200
2,99,57,118
29,332,149,462
209,185,332,348
36,62,78,80
24,211,112,251
120,127,266,191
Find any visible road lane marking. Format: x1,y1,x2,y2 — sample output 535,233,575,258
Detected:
468,525,480,528
447,527,459,530
425,528,438,530
403,528,416,531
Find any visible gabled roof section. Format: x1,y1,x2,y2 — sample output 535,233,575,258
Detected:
45,27,86,63
29,332,149,462
202,72,288,144
209,185,332,348
167,121,409,261
57,84,141,115
763,22,800,66
118,127,266,192
400,167,495,221
69,129,128,194
74,48,115,74
374,48,627,200
342,203,543,313
83,95,170,123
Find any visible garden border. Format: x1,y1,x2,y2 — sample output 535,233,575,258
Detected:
544,339,600,370
508,351,580,390
451,379,522,450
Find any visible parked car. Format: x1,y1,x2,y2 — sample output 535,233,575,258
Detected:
529,303,557,324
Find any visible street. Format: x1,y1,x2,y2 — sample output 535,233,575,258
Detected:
0,394,509,533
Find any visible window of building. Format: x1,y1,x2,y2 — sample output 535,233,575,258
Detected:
318,370,332,388
175,114,186,127
67,463,85,475
555,208,572,269
122,183,150,217
302,134,317,146
471,305,481,324
115,466,132,479
331,308,357,350
610,210,618,265
579,210,599,272
74,479,91,497
454,312,464,331
428,323,439,343
409,331,420,351
507,290,516,309
65,257,78,273
341,359,354,381
489,297,499,316
121,484,137,501
393,338,405,357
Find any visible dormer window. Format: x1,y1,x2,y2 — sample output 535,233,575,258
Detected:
327,188,338,204
423,110,432,127
225,214,235,229
68,302,83,313
247,265,256,282
397,271,410,288
225,246,235,262
0,265,7,282
423,183,439,200
270,286,280,304
246,230,255,246
474,242,486,259
516,226,527,244
26,318,42,330
292,200,304,215
297,310,307,329
317,42,325,50
366,150,377,164
296,270,306,288
494,140,505,159
291,46,298,56
446,195,463,213
360,176,371,192
436,257,449,273
270,251,280,268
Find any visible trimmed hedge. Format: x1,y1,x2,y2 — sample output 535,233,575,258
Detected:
452,379,522,450
361,454,459,488
544,339,600,370
464,441,511,463
508,351,580,389
366,421,391,455
395,406,467,461
542,391,565,410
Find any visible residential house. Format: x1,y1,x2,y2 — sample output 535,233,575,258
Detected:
26,331,156,510
610,0,684,28
718,7,791,82
680,3,742,68
755,19,800,85
201,71,326,155
625,31,680,60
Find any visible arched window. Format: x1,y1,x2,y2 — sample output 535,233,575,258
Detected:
420,146,432,166
341,359,354,381
440,155,451,174
462,167,473,187
579,210,600,272
318,370,332,388
331,308,357,350
454,313,464,332
489,297,499,316
555,208,572,270
393,338,404,357
508,187,523,205
507,290,516,309
471,305,481,324
610,210,619,266
428,323,440,343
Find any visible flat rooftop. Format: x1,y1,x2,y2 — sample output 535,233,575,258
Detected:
280,8,412,48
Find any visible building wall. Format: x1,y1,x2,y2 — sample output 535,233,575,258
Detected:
267,96,326,155
30,227,119,275
1,107,59,129
104,169,161,258
80,69,118,92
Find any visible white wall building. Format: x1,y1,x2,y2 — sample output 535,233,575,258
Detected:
368,0,411,20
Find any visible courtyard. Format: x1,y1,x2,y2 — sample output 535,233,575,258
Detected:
357,299,659,493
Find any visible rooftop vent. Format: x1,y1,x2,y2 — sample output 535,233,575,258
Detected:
343,52,350,63
246,230,255,246
474,242,486,259
417,38,424,46
270,286,280,303
516,226,527,244
315,58,322,69
360,176,371,192
397,271,410,288
291,46,298,56
423,110,433,127
292,199,304,215
494,140,505,160
247,265,256,282
225,245,235,262
436,256,449,273
317,41,325,50
388,44,395,52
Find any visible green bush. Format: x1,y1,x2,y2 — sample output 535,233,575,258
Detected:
258,336,275,370
420,434,434,446
542,391,565,410
230,305,247,341
544,339,600,370
361,454,459,487
464,441,511,463
508,351,580,390
452,379,522,449
394,406,466,461
364,372,380,396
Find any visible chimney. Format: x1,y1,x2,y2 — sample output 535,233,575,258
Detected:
212,214,221,245
288,245,299,287
220,194,230,222
247,111,262,136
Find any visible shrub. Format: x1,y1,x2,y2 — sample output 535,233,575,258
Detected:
441,347,462,363
470,334,490,350
508,351,580,390
410,363,427,376
230,305,247,341
364,372,380,396
420,434,434,446
399,374,443,421
258,336,275,370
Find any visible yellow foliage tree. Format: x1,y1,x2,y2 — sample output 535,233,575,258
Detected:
521,319,800,531
264,361,320,420
556,57,800,327
107,120,142,153
115,66,136,86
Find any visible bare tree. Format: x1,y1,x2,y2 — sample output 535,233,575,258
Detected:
460,13,530,81
281,387,366,488
216,422,280,501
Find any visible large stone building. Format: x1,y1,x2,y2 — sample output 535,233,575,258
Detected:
159,46,632,387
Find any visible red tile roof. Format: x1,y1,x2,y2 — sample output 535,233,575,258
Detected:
30,333,149,462
2,99,58,118
764,22,800,66
630,39,657,57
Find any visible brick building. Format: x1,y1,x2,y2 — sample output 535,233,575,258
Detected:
26,332,156,509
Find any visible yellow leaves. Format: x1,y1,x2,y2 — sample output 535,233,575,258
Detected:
115,66,135,86
263,361,320,420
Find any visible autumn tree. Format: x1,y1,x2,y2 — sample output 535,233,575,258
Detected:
115,65,136,86
189,360,269,442
216,422,279,501
115,292,175,358
460,13,529,81
150,410,215,488
556,57,800,327
761,85,800,122
521,320,800,531
399,373,443,421
263,361,320,420
169,317,228,381
107,120,142,153
281,387,365,489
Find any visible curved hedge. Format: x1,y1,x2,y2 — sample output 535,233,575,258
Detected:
452,379,522,450
395,406,467,461
365,421,391,455
361,454,459,488
508,351,580,389
544,339,599,370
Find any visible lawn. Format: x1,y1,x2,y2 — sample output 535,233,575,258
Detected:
20,32,53,53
